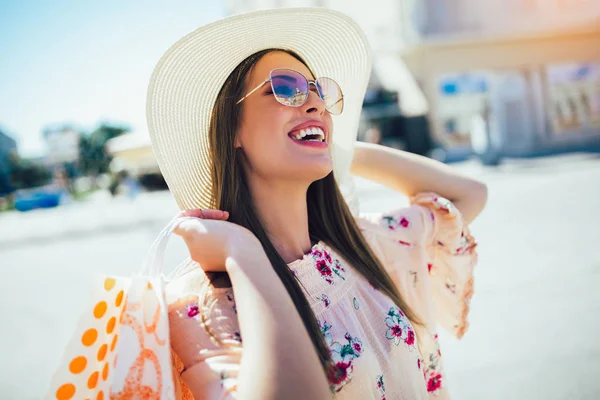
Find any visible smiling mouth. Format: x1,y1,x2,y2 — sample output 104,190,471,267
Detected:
288,126,326,142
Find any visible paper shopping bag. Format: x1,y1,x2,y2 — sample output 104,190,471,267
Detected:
45,217,194,400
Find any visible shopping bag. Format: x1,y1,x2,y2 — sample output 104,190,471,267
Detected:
45,216,193,400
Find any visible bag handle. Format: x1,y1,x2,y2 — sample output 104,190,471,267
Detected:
140,215,196,278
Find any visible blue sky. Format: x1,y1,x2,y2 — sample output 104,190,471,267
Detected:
0,1,225,157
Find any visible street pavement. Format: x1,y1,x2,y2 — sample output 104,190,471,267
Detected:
1,154,599,399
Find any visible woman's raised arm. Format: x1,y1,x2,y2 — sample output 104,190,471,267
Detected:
350,142,487,224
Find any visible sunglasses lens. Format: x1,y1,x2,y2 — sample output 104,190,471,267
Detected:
271,70,308,106
316,77,344,115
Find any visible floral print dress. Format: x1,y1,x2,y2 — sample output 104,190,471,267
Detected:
166,193,478,399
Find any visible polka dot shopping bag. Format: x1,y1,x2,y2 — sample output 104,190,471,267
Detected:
45,217,194,400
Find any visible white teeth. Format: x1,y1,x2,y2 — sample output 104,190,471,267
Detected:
290,126,326,142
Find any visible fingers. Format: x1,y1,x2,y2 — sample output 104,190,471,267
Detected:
202,209,230,220
179,209,229,220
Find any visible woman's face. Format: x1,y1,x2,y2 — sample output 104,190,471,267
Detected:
235,51,334,185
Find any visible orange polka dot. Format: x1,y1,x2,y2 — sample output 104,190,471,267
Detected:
87,371,99,389
82,329,98,347
97,344,108,362
96,391,104,400
93,301,107,319
110,334,118,351
113,355,118,368
102,362,109,381
56,383,76,400
56,383,75,400
104,277,116,291
115,290,124,307
106,317,116,334
69,356,87,374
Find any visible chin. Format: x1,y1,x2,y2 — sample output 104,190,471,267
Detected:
309,165,333,182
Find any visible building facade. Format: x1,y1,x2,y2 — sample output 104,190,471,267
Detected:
402,0,600,157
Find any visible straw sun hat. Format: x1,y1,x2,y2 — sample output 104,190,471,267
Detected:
146,7,371,214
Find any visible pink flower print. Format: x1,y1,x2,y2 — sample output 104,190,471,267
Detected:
398,240,412,247
348,336,364,355
418,358,421,370
187,304,200,318
321,321,364,391
382,215,396,231
226,289,237,314
327,361,353,389
318,294,331,309
226,330,242,343
313,249,345,284
385,318,403,345
385,307,416,349
316,260,334,284
376,375,386,399
406,330,415,346
427,263,433,273
445,281,457,294
312,249,323,258
427,373,443,393
399,217,409,228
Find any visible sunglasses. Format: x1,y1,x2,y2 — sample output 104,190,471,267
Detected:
236,68,344,115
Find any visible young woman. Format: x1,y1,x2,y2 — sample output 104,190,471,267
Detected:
146,8,487,400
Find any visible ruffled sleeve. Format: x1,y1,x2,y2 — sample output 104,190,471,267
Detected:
410,192,477,339
357,192,478,397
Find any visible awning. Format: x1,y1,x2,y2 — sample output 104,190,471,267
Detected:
372,54,429,117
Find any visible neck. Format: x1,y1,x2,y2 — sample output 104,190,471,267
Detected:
247,175,314,264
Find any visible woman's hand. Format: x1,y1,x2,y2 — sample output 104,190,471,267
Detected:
174,209,262,272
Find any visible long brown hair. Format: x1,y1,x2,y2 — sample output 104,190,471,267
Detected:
208,49,420,376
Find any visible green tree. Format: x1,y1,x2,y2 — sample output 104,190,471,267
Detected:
8,153,52,190
78,123,129,176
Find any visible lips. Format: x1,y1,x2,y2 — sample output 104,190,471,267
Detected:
288,120,328,142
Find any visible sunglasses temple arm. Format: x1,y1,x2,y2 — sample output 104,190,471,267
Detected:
236,79,270,104
329,96,343,107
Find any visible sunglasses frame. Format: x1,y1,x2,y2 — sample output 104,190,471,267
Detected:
235,68,344,115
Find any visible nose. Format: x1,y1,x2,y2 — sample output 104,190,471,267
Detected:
301,83,326,115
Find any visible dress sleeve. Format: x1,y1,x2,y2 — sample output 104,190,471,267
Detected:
357,192,478,398
166,263,242,400
409,192,478,339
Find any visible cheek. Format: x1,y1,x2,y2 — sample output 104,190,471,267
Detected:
239,116,288,167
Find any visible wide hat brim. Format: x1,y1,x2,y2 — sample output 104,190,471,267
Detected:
146,7,371,212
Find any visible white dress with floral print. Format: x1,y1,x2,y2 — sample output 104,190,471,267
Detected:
166,193,478,399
